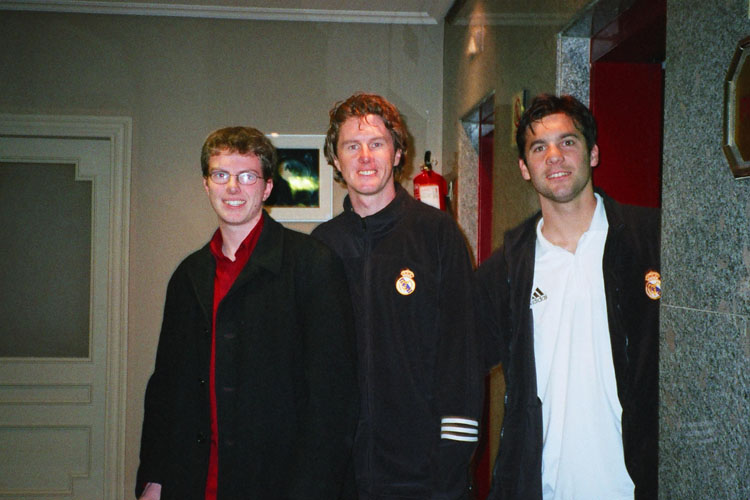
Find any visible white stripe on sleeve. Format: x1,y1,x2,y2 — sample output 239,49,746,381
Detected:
440,416,479,442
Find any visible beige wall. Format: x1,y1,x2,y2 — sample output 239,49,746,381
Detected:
442,0,588,251
0,10,443,495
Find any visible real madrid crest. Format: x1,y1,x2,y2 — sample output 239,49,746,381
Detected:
396,269,416,296
644,270,661,300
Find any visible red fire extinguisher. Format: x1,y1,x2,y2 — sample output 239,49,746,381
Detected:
413,151,448,211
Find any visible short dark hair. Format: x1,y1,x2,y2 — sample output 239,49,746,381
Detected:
200,126,277,180
516,94,597,162
325,93,409,182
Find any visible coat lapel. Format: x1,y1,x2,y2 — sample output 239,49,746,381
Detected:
184,213,285,318
186,243,216,325
225,212,284,299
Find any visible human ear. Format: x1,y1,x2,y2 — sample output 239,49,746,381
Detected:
262,179,274,201
589,144,600,168
519,159,531,181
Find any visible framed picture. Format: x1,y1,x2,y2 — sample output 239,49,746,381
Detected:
265,134,333,221
511,90,526,146
723,36,750,178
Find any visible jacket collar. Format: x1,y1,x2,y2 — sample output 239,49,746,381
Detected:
506,188,621,253
596,187,625,233
502,188,623,292
341,183,409,235
189,210,284,320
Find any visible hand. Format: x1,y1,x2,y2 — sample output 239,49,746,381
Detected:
139,482,161,500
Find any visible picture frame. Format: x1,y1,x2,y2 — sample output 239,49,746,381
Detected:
723,36,750,178
511,90,527,146
265,134,333,221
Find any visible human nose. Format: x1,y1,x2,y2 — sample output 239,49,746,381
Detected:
545,144,563,163
358,145,372,162
226,174,241,191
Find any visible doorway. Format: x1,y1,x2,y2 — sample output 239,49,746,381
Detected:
589,0,666,208
0,115,131,499
461,94,495,265
461,94,495,498
559,0,666,208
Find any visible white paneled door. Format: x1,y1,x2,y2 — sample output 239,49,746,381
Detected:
0,116,130,499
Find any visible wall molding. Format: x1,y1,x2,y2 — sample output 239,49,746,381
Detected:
453,12,570,27
0,0,442,24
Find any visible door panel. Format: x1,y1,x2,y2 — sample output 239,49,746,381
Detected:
1,161,92,358
0,133,122,499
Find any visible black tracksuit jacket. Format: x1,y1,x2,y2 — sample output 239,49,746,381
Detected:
312,186,482,500
477,190,660,500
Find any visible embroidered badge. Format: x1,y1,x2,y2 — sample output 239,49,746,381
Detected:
395,269,416,296
645,270,661,300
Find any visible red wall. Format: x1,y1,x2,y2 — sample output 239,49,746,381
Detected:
477,130,494,264
590,61,663,208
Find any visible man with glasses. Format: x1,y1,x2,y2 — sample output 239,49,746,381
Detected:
136,126,358,499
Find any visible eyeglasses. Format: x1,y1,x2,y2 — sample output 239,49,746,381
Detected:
208,170,262,186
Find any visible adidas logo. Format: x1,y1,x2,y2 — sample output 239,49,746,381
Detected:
530,287,547,306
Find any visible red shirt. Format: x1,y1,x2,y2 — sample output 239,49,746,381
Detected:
204,217,264,500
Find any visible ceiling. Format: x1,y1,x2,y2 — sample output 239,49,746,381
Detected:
0,0,456,24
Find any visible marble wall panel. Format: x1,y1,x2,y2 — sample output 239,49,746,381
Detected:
660,306,749,499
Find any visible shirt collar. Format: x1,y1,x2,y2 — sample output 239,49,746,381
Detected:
536,193,608,251
209,215,265,263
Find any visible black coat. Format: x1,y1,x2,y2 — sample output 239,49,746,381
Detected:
312,186,482,499
136,213,359,499
477,191,660,500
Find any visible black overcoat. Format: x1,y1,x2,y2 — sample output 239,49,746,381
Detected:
136,213,359,499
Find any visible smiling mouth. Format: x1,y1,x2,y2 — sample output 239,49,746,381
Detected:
547,172,570,179
358,169,376,176
225,200,246,207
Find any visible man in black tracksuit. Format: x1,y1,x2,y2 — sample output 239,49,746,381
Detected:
477,94,660,500
312,93,482,499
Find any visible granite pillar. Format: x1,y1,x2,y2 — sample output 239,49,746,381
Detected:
660,1,750,497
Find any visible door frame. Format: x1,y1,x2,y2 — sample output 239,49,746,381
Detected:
0,114,131,498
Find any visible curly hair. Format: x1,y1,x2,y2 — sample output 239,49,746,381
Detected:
325,93,409,182
200,126,277,180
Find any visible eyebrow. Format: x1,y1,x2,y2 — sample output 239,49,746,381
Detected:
209,168,262,175
339,135,388,147
341,134,388,142
527,132,581,149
